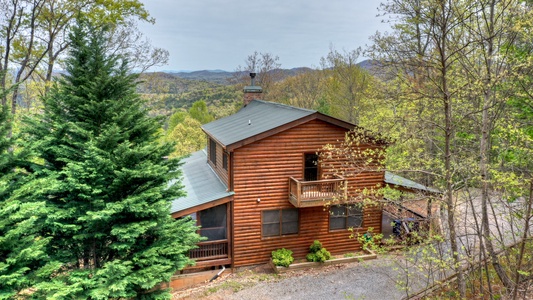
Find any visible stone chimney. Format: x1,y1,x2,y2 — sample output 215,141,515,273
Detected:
243,73,262,106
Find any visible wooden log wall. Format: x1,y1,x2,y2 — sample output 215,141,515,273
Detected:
231,119,384,267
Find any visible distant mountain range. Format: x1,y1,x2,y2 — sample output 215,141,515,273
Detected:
152,59,377,85
158,67,313,85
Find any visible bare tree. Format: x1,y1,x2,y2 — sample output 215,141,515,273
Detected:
232,51,283,100
0,0,167,116
320,46,372,124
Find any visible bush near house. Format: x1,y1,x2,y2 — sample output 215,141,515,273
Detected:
306,240,331,263
271,248,294,267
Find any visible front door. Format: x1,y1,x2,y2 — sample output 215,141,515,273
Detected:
304,153,319,181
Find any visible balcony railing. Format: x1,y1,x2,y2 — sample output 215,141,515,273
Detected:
189,239,229,261
288,175,347,207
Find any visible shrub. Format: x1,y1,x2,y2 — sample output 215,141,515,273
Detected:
356,227,385,253
271,248,294,267
309,240,323,253
306,240,331,262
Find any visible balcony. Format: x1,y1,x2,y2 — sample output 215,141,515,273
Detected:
288,175,347,208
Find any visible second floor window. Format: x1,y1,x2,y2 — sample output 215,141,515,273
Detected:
223,152,228,170
209,139,217,164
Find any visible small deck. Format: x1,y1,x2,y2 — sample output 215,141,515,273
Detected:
288,175,347,207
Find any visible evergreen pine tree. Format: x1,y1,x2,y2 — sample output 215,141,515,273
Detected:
0,100,53,298
21,22,200,299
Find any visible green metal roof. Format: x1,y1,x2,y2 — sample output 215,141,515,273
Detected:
385,171,440,194
170,150,233,214
202,100,316,148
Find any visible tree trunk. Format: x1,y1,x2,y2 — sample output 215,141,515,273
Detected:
511,180,533,299
479,0,514,290
440,1,466,293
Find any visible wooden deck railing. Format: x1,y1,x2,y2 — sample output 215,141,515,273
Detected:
189,239,229,261
288,175,347,207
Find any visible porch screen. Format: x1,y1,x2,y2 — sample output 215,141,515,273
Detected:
198,203,227,241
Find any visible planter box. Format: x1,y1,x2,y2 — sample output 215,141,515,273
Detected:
269,249,377,274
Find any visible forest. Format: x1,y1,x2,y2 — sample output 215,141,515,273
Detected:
1,0,533,299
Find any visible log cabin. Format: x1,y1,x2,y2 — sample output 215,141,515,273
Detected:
170,75,433,269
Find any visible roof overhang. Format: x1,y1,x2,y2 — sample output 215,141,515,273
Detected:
171,194,233,218
384,171,441,194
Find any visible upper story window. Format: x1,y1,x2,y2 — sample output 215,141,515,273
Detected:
209,138,217,164
223,152,228,170
329,204,363,230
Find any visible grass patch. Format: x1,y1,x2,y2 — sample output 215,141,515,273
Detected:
204,280,254,296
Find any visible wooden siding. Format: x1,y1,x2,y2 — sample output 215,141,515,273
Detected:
231,119,384,267
207,139,229,187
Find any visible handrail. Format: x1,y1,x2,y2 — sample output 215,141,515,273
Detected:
196,239,228,246
189,239,229,261
288,175,347,207
289,174,345,183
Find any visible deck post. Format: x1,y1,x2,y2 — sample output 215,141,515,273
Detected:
296,180,301,206
344,180,348,201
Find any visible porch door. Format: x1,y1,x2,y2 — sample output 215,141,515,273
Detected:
304,153,319,181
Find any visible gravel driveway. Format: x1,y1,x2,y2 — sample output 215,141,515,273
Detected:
230,259,407,300
173,256,423,300
174,190,530,300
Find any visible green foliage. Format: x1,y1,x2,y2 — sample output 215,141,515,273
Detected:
271,248,294,267
16,21,201,299
355,227,384,253
306,240,331,263
168,111,188,131
167,116,205,158
165,100,213,158
0,100,57,298
306,248,332,263
189,100,214,124
138,74,241,118
320,47,376,124
309,240,323,253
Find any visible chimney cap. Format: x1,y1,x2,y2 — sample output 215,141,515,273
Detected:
243,85,262,93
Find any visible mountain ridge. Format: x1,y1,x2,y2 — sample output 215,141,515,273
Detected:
149,59,376,85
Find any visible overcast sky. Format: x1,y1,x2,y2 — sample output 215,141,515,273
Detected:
137,1,390,72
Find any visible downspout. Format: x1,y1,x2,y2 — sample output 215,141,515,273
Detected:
209,265,226,282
